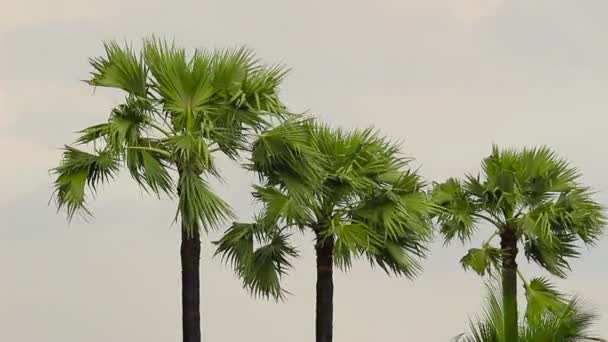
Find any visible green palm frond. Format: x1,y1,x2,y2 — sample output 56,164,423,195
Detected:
453,283,504,342
126,148,173,195
455,281,605,342
88,41,148,96
144,39,215,127
522,233,579,278
75,99,148,147
52,146,120,219
75,123,111,145
354,186,433,241
211,46,255,93
240,61,289,115
213,223,297,300
524,277,566,325
366,238,425,278
432,178,480,243
326,220,383,271
176,169,234,234
460,243,502,276
251,118,326,192
243,231,297,300
253,185,315,228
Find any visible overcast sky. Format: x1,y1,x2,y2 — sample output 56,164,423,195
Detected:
1,0,608,341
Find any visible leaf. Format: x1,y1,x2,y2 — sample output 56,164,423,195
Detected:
75,123,111,145
253,185,314,227
496,171,515,194
455,280,606,342
177,170,234,233
213,223,298,300
126,148,173,195
88,41,148,96
241,232,298,300
214,223,255,270
367,239,423,279
168,132,211,171
460,243,501,276
52,146,120,219
525,277,566,325
144,38,214,120
432,178,480,243
523,234,578,278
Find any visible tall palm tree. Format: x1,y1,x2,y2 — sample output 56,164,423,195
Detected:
52,39,288,342
215,119,434,342
454,281,605,342
433,145,606,342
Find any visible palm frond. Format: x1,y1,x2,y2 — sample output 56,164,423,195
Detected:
253,185,315,228
240,62,289,115
366,239,425,278
88,41,148,96
432,178,479,243
144,38,215,127
251,117,326,191
524,277,566,325
52,146,120,219
213,222,297,300
522,232,579,278
176,169,234,234
460,243,502,276
125,147,173,195
455,280,606,342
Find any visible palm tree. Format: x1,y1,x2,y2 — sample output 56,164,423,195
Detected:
433,145,606,342
454,281,605,342
51,39,288,342
214,119,434,342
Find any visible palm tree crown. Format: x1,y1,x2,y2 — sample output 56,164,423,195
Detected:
215,119,434,299
433,145,605,278
53,39,288,229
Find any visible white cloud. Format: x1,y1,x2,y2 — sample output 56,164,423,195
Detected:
0,89,15,128
1,0,607,340
0,0,108,30
451,0,504,19
0,138,57,203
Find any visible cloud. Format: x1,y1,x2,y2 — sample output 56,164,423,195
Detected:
487,0,608,67
0,90,14,128
451,0,504,19
1,0,607,340
0,137,58,204
0,0,107,30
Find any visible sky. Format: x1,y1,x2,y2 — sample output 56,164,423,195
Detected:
1,0,608,341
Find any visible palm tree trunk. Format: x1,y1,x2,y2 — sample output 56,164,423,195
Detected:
315,233,335,342
181,227,202,342
500,228,518,342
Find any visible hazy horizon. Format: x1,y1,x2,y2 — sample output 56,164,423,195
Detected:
1,0,608,341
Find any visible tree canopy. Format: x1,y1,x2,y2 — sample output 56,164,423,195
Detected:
215,119,435,299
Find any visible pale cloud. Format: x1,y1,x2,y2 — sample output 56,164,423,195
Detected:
0,90,14,127
0,78,120,202
451,0,504,19
372,0,504,21
0,0,107,30
0,138,57,204
1,0,608,341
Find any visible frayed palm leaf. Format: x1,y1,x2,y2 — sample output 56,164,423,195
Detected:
454,282,605,342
